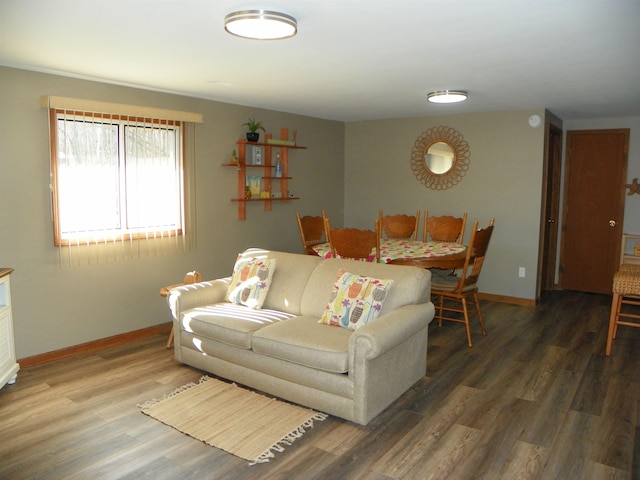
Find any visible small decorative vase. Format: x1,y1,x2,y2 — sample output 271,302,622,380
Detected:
246,132,259,142
245,186,252,199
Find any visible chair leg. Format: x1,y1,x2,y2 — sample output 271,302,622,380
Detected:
166,326,174,349
437,294,444,327
606,292,622,356
461,297,473,347
473,293,487,336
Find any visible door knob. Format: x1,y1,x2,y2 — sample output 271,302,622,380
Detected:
609,220,617,227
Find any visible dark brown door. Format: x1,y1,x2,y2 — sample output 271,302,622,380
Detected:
560,129,629,294
540,124,562,297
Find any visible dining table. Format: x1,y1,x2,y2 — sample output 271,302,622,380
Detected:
312,239,467,268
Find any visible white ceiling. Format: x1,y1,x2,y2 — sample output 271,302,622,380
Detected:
1,0,639,122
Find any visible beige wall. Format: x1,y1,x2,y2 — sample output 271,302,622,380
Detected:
343,113,640,301
3,65,639,359
0,67,345,358
344,111,547,300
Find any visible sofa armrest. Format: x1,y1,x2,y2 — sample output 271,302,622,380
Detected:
349,302,435,362
167,278,230,321
347,301,435,424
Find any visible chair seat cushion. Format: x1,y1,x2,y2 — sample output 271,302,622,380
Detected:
613,269,640,295
181,303,295,349
431,275,477,293
252,316,351,373
429,268,455,279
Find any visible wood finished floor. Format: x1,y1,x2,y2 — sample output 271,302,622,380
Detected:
1,290,638,480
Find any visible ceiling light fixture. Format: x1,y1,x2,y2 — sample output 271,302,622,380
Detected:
427,90,468,104
224,10,297,40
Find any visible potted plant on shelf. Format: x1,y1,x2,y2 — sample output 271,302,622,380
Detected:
242,117,265,142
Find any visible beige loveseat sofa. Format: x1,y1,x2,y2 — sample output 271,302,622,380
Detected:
167,248,435,425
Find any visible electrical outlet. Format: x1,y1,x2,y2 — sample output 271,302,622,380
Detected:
519,267,526,278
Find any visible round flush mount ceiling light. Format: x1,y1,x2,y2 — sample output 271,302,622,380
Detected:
224,10,297,40
427,90,468,104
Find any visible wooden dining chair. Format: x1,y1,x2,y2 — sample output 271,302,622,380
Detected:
423,210,467,243
424,210,468,277
296,210,328,255
325,218,380,262
431,218,495,347
378,210,420,241
605,264,640,355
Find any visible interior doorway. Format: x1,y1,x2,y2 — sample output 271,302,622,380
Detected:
538,123,563,301
559,129,630,294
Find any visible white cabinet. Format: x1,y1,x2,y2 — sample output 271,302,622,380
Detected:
0,268,19,389
621,233,640,265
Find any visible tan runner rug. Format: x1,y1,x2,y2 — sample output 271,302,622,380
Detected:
138,376,328,464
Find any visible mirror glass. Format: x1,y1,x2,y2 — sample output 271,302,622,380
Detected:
425,142,454,174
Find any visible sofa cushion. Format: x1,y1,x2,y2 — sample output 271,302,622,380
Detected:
227,256,276,309
234,248,323,314
252,316,352,373
181,303,295,349
319,269,393,330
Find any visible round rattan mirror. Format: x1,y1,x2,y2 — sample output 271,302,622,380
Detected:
410,125,470,190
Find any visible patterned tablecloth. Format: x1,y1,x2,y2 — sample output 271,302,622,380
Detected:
313,239,466,263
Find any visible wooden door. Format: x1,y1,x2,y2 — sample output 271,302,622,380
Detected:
559,129,629,294
539,124,562,297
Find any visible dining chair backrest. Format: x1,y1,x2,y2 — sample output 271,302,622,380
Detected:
325,218,380,262
423,210,468,243
455,217,495,292
378,209,420,241
296,210,328,255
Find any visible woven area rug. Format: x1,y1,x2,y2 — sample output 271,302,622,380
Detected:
138,376,328,464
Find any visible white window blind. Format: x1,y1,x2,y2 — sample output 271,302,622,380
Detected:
43,97,200,265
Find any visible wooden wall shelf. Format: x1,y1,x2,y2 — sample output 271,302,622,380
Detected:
223,128,306,220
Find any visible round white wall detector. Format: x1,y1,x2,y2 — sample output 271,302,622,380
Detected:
528,114,542,128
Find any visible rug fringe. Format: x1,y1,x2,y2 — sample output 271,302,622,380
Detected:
137,376,213,410
250,412,328,466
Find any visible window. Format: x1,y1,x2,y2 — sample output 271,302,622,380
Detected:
50,110,184,246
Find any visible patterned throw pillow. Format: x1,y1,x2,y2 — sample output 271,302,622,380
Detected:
227,256,276,309
319,269,393,330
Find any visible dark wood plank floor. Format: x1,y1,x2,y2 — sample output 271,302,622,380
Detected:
1,291,638,480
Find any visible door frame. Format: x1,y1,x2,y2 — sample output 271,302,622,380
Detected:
536,122,563,301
